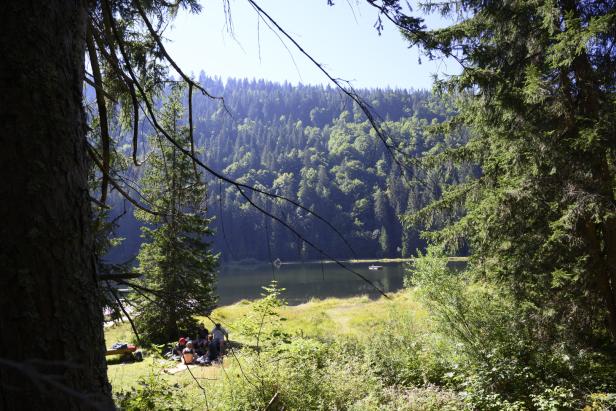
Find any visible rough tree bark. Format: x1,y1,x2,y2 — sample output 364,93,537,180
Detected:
0,1,114,409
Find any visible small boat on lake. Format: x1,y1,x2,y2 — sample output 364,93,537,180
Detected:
368,265,383,270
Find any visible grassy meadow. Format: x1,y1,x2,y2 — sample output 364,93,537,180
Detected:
105,291,423,388
106,279,616,410
105,290,455,410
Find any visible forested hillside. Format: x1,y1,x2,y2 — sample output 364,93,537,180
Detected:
7,1,615,409
108,75,465,263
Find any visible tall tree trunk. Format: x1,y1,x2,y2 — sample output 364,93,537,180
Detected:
584,221,616,343
0,1,114,409
603,217,616,342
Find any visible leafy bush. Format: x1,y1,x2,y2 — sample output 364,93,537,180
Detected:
112,265,616,410
361,302,458,387
407,246,616,409
378,386,465,411
584,393,616,411
115,373,192,411
233,281,291,351
213,283,381,409
214,337,385,410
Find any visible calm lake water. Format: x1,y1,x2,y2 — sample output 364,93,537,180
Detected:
216,262,405,305
216,261,466,306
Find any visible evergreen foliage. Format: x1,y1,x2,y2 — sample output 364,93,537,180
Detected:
385,0,616,346
108,79,468,263
133,87,218,344
408,247,616,408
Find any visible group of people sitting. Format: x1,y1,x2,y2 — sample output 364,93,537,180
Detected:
168,323,229,366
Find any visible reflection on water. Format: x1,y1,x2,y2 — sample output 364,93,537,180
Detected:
218,262,466,305
217,262,405,305
216,261,467,306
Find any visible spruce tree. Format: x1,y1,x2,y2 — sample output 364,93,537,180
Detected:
382,0,616,345
134,86,218,344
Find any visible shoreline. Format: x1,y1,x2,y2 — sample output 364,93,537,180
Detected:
222,256,468,268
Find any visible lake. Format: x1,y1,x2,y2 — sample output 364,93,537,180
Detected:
216,260,466,305
216,261,405,305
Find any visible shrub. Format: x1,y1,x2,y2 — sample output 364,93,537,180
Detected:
361,302,458,387
214,338,385,410
407,246,616,409
115,373,192,411
378,386,465,411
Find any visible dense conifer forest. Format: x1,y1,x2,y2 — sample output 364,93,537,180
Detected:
4,1,615,409
107,76,466,263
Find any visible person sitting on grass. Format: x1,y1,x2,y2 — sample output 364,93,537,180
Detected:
211,323,228,353
181,340,195,365
197,323,208,341
195,324,208,355
204,335,220,365
170,337,187,359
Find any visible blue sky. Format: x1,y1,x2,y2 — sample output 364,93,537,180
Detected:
164,0,457,90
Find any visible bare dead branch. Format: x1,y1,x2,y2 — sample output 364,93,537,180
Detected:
132,0,225,105
187,82,199,180
263,392,279,411
264,219,276,280
89,195,110,209
97,272,142,281
218,180,236,260
86,143,164,216
105,0,357,259
130,88,142,167
251,6,304,81
83,75,118,103
182,362,209,408
363,0,471,72
247,0,413,178
118,280,161,305
106,280,142,345
97,0,372,297
89,18,143,167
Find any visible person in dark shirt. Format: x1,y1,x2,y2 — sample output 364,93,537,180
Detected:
195,324,209,355
197,324,208,340
206,335,220,363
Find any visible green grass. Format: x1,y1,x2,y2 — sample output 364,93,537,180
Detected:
207,291,427,341
107,355,226,389
105,291,427,409
105,290,426,394
104,321,134,346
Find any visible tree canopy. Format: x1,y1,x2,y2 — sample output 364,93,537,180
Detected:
105,78,467,263
374,0,616,345
133,87,218,344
